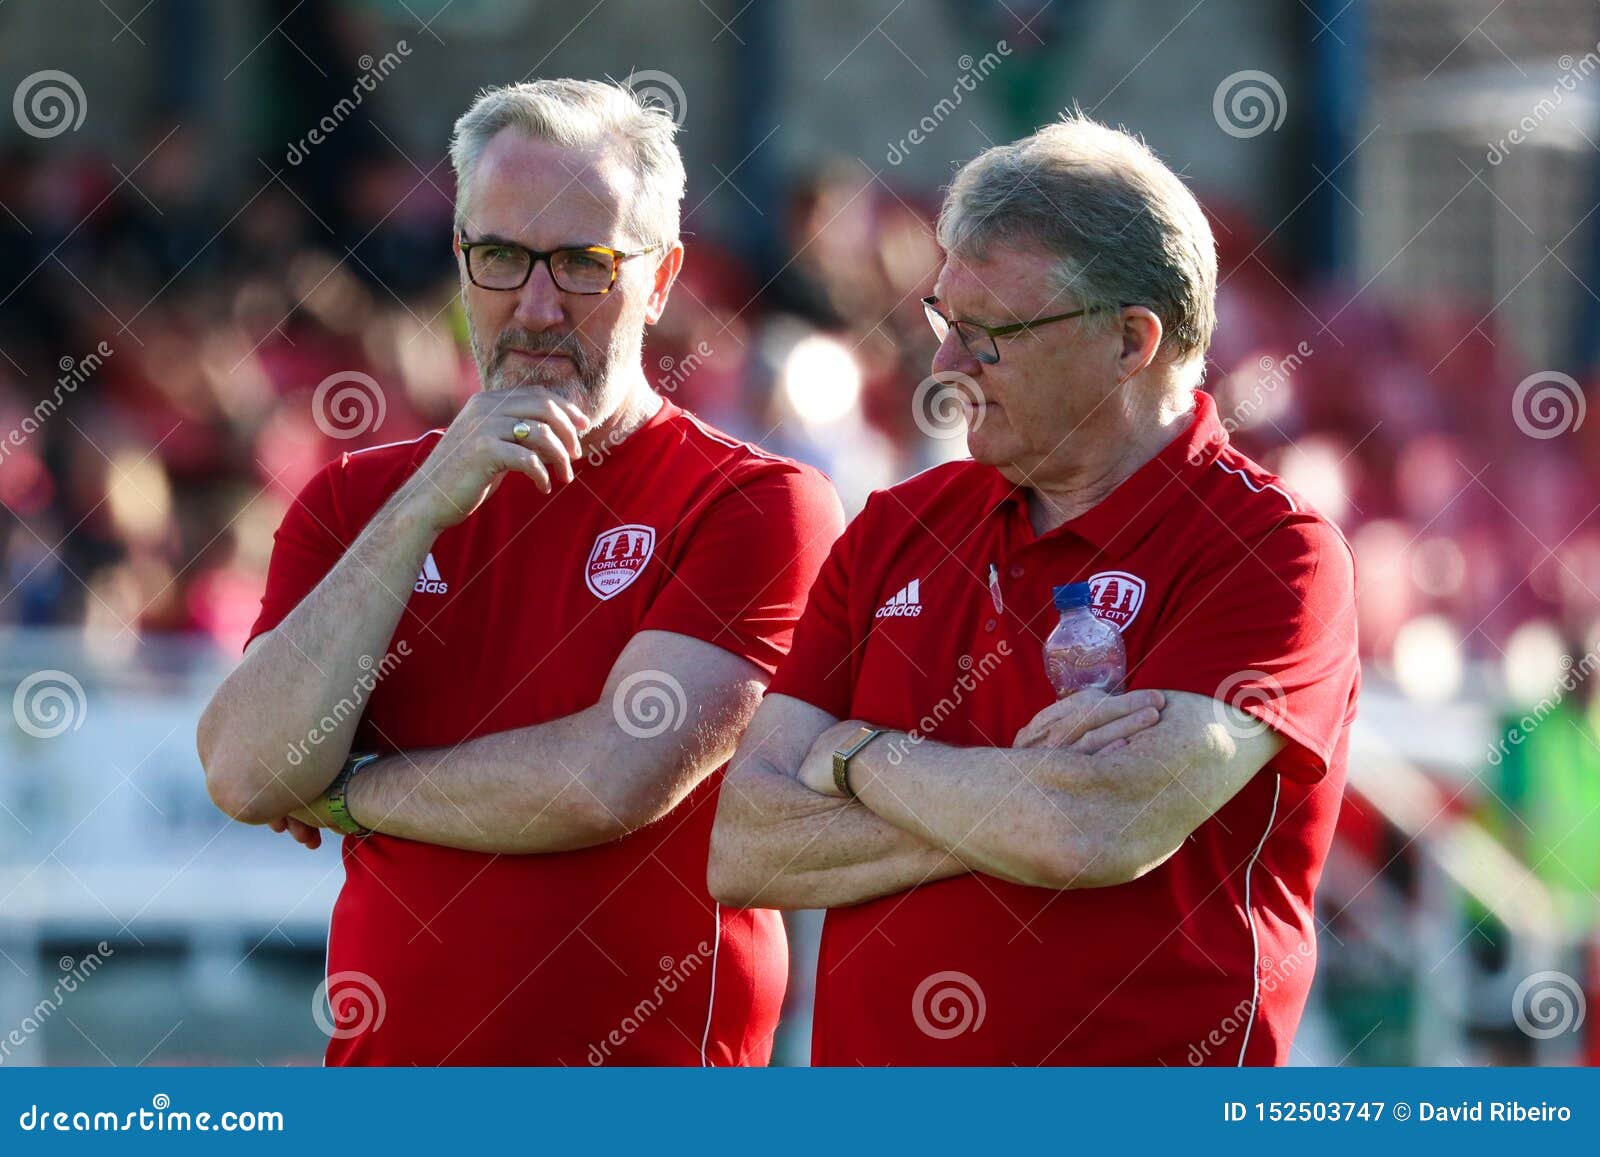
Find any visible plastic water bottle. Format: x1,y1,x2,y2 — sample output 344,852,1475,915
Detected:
1043,582,1126,697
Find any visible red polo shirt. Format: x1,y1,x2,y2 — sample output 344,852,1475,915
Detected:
247,397,844,1065
768,389,1359,1065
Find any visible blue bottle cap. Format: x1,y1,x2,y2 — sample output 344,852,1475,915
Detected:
1053,582,1092,612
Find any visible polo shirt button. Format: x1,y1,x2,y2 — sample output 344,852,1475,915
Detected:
1008,565,1025,578
984,618,997,632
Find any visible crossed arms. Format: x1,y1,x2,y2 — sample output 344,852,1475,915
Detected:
706,688,1284,909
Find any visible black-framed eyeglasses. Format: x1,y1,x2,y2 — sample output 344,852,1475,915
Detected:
458,236,662,295
921,296,1108,365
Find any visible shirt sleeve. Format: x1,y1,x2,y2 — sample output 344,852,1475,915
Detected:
639,465,846,677
763,492,869,717
244,460,350,650
1128,515,1360,783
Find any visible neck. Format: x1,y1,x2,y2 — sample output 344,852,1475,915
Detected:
583,372,663,457
1023,388,1195,535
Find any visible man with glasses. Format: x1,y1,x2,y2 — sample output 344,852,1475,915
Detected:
197,79,843,1065
709,115,1360,1065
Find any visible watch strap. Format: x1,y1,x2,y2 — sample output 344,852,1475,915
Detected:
832,728,887,798
325,752,379,836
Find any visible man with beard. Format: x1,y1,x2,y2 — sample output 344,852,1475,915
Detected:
196,79,843,1065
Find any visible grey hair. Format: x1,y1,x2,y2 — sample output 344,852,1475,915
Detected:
936,111,1217,371
449,78,687,246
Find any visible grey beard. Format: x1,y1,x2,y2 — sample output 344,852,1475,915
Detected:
469,323,605,402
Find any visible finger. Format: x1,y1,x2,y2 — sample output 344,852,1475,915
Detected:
532,399,585,460
287,818,322,849
518,423,576,486
266,817,287,833
494,440,552,493
1101,738,1129,751
1062,688,1164,741
1070,706,1160,754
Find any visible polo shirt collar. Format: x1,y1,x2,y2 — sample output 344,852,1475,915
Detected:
985,389,1228,553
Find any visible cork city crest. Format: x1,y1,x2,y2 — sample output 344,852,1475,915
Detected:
586,524,656,600
1086,570,1146,633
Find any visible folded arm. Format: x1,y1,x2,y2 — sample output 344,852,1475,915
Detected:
839,690,1284,889
304,630,767,854
707,693,968,909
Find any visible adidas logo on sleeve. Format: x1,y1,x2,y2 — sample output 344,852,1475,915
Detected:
414,552,448,595
874,579,922,618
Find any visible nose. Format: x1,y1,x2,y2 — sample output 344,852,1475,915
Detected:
511,259,566,331
931,328,982,379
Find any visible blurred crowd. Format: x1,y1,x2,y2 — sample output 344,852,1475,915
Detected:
2,125,1598,696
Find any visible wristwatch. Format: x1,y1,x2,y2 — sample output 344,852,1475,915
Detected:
325,752,380,836
832,727,887,798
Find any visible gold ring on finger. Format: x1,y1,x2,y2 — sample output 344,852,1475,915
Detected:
512,420,533,441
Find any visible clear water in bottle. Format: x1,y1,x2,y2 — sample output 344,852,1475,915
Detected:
1043,582,1126,697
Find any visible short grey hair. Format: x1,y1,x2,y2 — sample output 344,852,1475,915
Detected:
449,78,687,246
936,112,1217,370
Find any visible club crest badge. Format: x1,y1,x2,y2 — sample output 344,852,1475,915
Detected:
1086,570,1145,633
586,524,656,600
